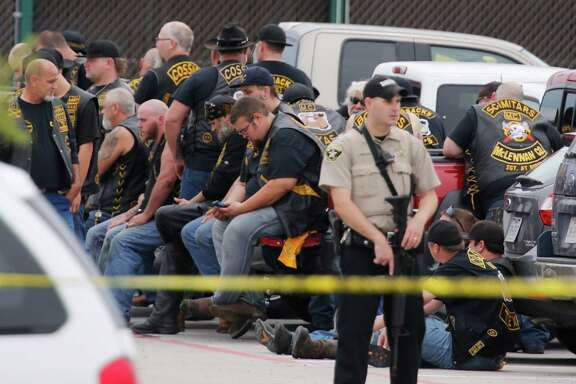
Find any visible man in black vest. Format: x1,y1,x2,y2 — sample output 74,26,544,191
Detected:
421,220,519,370
252,24,312,100
1,59,79,230
231,66,292,115
207,96,325,321
85,40,133,114
443,82,563,218
135,21,199,106
165,24,250,200
128,48,162,93
131,95,247,334
37,48,100,240
84,88,148,232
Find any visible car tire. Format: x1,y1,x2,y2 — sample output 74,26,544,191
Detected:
556,328,576,354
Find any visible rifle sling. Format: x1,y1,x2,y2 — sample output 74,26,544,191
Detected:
361,126,399,197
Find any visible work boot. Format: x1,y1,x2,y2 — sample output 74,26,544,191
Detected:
291,326,337,359
177,297,214,330
367,344,390,367
217,318,233,334
255,319,275,346
131,318,180,335
268,323,292,355
210,301,265,322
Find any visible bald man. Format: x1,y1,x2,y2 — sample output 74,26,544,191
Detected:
1,59,79,230
134,21,199,105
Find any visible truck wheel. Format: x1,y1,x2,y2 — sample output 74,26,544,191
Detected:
556,328,576,354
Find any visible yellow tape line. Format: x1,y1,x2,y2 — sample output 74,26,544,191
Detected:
0,274,576,299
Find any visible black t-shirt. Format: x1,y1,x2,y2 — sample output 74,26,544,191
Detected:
266,127,320,180
434,249,519,363
134,71,157,105
19,99,67,190
173,65,219,108
203,133,246,201
252,61,312,97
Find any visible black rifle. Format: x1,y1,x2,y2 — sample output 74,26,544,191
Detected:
386,194,416,382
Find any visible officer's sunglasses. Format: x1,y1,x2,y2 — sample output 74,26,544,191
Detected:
445,206,466,234
350,97,364,106
236,117,254,136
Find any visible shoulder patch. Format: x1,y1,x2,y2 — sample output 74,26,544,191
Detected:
467,248,486,269
325,143,343,162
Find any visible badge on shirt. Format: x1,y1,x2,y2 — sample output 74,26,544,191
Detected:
325,143,343,162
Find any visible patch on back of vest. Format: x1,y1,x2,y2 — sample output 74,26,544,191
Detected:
419,119,439,146
467,248,486,269
396,114,411,130
499,303,520,331
219,63,245,85
298,111,331,131
66,95,81,128
273,74,294,96
167,61,200,86
482,98,539,121
353,111,367,129
490,141,548,172
401,106,436,119
294,100,316,113
128,77,142,92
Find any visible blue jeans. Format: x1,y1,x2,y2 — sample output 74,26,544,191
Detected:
44,193,74,231
85,218,126,271
72,203,87,242
422,316,454,369
181,216,219,275
211,207,285,307
180,167,210,199
85,209,112,232
104,220,164,321
519,315,551,349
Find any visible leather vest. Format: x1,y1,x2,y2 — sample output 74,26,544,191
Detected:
471,99,552,194
88,78,133,115
181,61,246,171
401,105,445,149
256,112,326,237
63,85,101,195
447,249,519,366
152,55,199,105
291,99,346,138
96,116,149,216
4,96,75,187
140,136,179,209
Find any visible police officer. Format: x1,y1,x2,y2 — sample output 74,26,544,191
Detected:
134,21,199,105
85,40,133,114
131,95,247,335
319,76,440,384
443,81,563,218
283,82,346,136
252,24,312,99
392,76,446,149
165,23,249,199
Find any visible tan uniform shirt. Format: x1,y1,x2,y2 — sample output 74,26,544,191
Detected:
319,126,440,232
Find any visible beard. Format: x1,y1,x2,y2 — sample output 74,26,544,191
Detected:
217,122,233,143
102,116,113,132
43,94,55,102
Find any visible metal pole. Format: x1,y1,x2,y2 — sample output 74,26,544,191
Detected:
13,0,21,44
344,0,350,24
18,0,34,43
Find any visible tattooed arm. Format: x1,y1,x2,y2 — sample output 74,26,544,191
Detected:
97,126,135,177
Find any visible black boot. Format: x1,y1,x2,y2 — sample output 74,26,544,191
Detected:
291,326,337,359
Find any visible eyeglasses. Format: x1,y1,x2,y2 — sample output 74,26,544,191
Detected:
155,37,172,43
350,97,364,106
445,206,466,234
236,117,254,136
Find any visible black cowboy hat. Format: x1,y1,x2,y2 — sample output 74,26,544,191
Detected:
204,24,253,51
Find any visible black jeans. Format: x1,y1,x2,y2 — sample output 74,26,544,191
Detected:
334,244,424,384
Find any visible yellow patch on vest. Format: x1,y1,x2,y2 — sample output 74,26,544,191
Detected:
167,61,200,86
273,74,294,96
201,132,214,144
219,63,245,85
499,303,520,331
54,104,69,134
468,340,485,356
66,95,81,128
490,141,548,172
482,98,539,121
467,248,486,269
487,328,498,337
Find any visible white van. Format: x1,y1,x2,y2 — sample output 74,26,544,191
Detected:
373,62,564,132
0,164,138,384
279,22,548,109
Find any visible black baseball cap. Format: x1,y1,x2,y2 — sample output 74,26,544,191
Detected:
23,48,64,72
363,75,408,100
469,221,505,254
86,40,121,59
230,66,273,88
205,24,253,51
257,24,292,47
205,95,236,121
427,220,464,247
283,83,315,104
62,30,87,56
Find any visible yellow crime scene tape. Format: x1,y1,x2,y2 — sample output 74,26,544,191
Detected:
0,273,576,299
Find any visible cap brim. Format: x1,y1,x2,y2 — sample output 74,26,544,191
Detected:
260,39,293,47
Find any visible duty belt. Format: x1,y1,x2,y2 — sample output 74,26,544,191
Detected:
341,227,398,249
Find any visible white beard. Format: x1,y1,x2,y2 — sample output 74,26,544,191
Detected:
102,117,113,131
